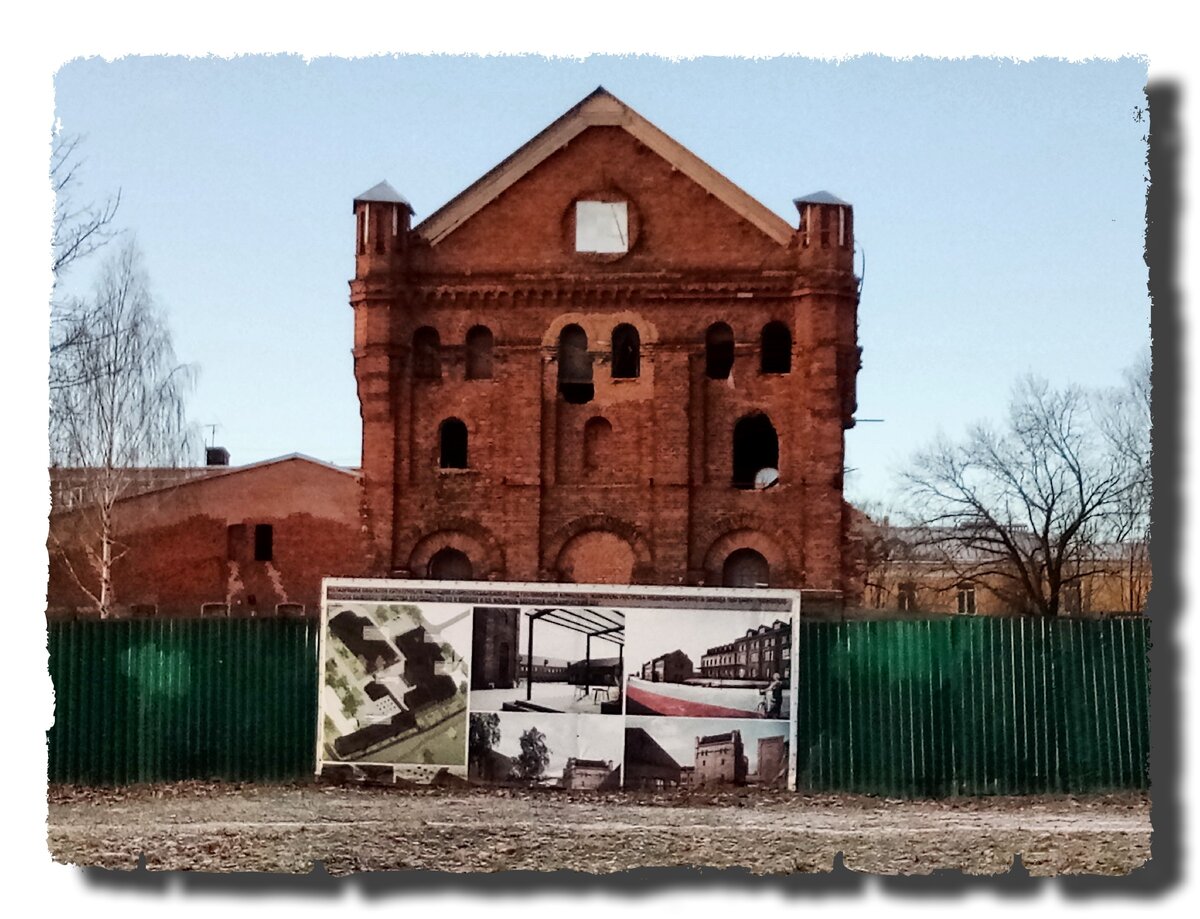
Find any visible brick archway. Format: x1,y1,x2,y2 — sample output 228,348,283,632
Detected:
544,514,654,584
404,521,505,579
701,525,796,588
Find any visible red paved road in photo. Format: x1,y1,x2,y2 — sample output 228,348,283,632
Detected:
625,684,759,718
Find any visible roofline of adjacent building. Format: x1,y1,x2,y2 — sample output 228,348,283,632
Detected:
50,452,361,513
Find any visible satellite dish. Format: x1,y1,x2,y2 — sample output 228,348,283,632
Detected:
754,467,780,489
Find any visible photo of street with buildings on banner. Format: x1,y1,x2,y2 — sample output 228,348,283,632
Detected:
624,608,792,719
469,606,625,715
319,601,471,777
468,711,623,789
625,717,791,790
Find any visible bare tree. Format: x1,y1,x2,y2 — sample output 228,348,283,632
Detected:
1094,349,1152,610
49,242,197,617
901,376,1134,617
50,134,123,393
51,134,121,280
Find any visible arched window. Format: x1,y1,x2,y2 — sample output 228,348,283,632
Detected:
429,547,473,580
465,325,494,380
611,324,640,379
583,416,612,473
439,418,468,469
413,327,441,380
732,413,779,488
706,323,734,380
760,321,791,374
557,324,593,404
723,549,770,588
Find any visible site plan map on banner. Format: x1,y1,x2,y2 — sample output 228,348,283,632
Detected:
318,580,801,789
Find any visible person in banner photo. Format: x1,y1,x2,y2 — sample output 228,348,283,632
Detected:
766,672,784,719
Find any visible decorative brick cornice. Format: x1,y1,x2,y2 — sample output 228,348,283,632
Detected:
401,274,808,306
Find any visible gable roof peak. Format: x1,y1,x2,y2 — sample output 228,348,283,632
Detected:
416,89,795,247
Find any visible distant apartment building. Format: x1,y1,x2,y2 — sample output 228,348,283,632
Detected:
518,654,570,682
639,650,695,683
854,516,1151,617
699,620,790,683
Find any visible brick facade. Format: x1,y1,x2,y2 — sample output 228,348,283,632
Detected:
352,88,861,596
47,456,367,619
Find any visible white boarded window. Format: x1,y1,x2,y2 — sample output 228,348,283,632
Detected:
575,201,628,253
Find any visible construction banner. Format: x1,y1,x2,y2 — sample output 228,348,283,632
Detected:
317,580,801,789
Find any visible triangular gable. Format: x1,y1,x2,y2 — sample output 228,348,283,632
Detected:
416,87,795,248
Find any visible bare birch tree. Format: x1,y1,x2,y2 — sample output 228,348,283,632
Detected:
901,376,1135,617
51,134,121,279
50,133,122,392
49,242,197,616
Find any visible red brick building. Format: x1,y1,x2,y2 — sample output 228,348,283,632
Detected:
352,88,861,594
47,455,367,619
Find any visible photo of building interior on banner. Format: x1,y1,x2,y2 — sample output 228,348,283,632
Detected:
470,606,625,715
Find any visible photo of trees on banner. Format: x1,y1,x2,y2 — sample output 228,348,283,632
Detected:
318,581,800,787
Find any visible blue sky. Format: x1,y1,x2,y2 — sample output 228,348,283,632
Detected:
51,54,1149,503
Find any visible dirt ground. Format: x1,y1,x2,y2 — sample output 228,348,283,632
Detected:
46,781,1151,877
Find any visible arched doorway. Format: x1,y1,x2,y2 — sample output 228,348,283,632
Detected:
428,547,474,580
722,548,770,588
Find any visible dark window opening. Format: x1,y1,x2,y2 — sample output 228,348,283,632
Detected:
898,582,917,612
723,549,770,588
201,603,229,618
583,416,612,473
557,324,594,404
706,323,734,380
277,603,305,617
611,323,640,379
439,418,468,469
254,524,273,562
413,327,441,380
356,209,366,255
819,205,831,248
761,321,791,374
373,208,385,254
465,325,494,380
732,413,779,488
957,582,977,615
429,547,474,580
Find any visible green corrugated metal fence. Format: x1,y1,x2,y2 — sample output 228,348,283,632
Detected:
794,616,1150,796
48,616,1149,794
47,619,319,785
